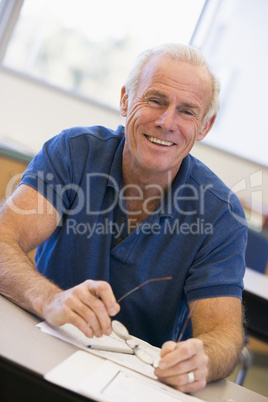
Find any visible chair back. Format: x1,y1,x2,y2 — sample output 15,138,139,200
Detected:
245,229,268,273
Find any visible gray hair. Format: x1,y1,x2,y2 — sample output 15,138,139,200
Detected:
124,43,221,123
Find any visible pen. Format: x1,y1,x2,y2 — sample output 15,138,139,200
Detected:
87,344,134,354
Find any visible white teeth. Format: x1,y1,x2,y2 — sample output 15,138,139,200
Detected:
147,136,174,146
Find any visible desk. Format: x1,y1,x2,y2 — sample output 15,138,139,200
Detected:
243,268,268,342
244,268,268,301
1,296,267,402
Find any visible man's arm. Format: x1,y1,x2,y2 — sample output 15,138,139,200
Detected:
155,296,244,392
192,297,244,382
0,185,119,337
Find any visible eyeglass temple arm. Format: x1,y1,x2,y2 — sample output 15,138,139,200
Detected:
117,276,173,303
177,300,199,342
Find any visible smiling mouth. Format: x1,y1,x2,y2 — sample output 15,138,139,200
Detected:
145,135,174,147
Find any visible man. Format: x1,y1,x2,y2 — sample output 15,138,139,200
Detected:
0,43,247,393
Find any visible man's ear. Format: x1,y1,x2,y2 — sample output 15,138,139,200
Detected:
197,114,217,141
120,86,128,117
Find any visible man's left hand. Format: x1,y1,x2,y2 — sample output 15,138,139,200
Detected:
154,338,208,392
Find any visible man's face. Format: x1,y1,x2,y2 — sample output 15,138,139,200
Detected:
121,54,215,178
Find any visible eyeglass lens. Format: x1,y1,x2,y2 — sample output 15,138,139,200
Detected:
112,320,155,366
111,277,173,366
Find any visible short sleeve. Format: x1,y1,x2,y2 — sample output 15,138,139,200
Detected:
20,130,76,217
184,193,248,302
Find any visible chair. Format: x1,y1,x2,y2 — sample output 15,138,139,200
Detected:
245,229,268,273
236,228,268,385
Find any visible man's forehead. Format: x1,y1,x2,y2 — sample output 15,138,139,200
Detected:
137,54,213,99
139,54,170,81
140,54,210,83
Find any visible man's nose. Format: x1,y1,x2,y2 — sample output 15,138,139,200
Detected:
155,107,177,131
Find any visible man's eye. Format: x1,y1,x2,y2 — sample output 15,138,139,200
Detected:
149,98,161,105
182,110,194,116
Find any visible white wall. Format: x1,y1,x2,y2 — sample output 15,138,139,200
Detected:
0,68,123,154
1,67,268,217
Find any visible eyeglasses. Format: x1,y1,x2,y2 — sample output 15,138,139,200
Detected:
110,277,198,367
111,320,159,366
112,277,172,367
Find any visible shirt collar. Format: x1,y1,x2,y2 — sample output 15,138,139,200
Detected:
107,136,125,192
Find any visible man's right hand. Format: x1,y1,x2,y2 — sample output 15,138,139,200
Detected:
0,186,120,338
42,280,120,338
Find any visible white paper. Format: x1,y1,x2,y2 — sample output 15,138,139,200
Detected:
37,321,160,378
45,351,202,402
79,360,201,402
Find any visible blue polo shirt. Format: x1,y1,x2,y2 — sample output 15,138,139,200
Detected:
20,125,247,347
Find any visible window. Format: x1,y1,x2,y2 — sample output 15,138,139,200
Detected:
191,0,268,167
1,0,205,109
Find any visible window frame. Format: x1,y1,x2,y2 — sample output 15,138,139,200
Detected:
0,0,24,63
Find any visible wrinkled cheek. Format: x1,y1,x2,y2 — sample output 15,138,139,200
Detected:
182,128,199,147
125,116,141,146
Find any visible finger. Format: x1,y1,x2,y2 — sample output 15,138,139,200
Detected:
66,309,96,338
159,339,203,370
178,378,207,393
43,290,97,338
155,353,207,379
70,281,113,336
159,375,207,393
83,292,113,336
58,287,105,337
160,341,177,357
72,299,104,337
157,350,207,377
43,281,120,338
84,280,122,336
45,285,106,337
86,280,120,316
157,367,207,393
